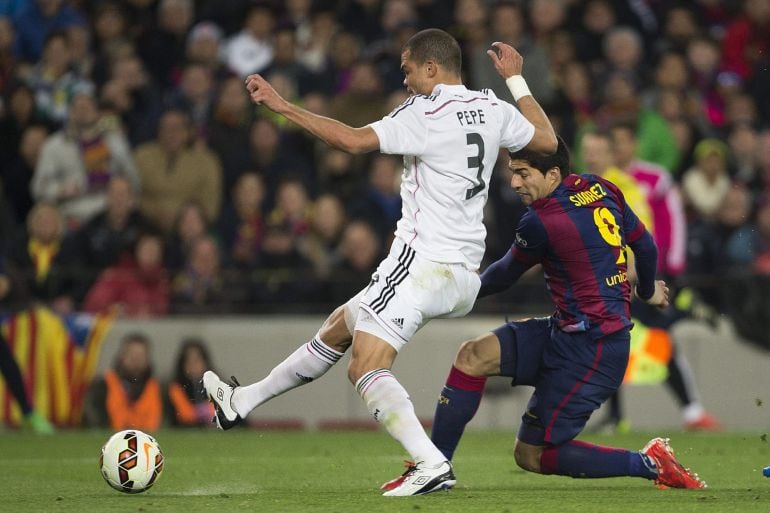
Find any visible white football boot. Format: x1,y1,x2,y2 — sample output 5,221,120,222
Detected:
202,371,243,430
382,460,456,496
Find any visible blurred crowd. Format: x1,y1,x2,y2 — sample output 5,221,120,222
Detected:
1,0,769,317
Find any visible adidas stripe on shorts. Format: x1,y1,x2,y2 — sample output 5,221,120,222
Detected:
343,238,481,351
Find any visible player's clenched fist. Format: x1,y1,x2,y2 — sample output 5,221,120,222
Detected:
486,41,524,80
244,74,285,112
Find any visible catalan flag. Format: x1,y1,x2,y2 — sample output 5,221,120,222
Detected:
0,306,115,427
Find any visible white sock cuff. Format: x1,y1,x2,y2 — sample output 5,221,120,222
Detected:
306,336,343,365
355,368,394,396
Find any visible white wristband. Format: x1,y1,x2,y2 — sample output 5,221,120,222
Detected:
506,75,531,101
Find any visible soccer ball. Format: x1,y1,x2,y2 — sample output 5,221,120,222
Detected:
100,430,164,493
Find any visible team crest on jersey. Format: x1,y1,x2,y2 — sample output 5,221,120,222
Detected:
515,232,528,247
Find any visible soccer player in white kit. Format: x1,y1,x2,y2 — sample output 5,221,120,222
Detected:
203,28,557,496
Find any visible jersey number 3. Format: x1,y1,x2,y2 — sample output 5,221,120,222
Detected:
465,133,485,199
593,207,626,264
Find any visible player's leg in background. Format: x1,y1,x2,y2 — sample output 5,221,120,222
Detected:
0,331,54,434
431,318,550,460
430,332,497,460
632,295,720,431
229,303,352,418
665,344,720,430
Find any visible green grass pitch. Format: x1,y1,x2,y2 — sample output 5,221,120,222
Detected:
0,429,768,513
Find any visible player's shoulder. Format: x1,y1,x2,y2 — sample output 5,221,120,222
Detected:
387,93,439,118
515,208,547,247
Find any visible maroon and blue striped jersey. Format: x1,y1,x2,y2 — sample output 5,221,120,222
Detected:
480,173,658,339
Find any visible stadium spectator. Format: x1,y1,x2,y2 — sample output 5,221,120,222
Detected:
327,219,382,304
164,201,210,272
203,29,556,496
63,175,151,301
219,172,266,270
134,108,222,232
167,338,215,427
681,138,732,220
171,235,246,314
468,1,554,106
100,54,162,146
207,75,256,202
32,91,138,229
247,116,314,200
166,63,215,142
19,29,93,126
13,0,85,64
350,154,402,245
85,332,163,432
135,0,193,89
4,202,75,312
720,0,770,81
222,3,275,78
185,21,225,77
329,60,388,129
83,231,169,317
299,193,346,279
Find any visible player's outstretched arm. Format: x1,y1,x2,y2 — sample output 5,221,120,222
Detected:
487,42,557,155
245,74,380,155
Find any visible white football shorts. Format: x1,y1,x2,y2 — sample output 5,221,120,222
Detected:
343,238,481,351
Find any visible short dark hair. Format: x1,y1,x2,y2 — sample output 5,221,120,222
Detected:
508,136,571,179
403,28,461,75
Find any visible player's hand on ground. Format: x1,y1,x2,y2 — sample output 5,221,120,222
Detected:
486,42,524,79
245,74,286,112
638,280,669,309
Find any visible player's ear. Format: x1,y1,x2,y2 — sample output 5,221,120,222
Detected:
425,60,437,77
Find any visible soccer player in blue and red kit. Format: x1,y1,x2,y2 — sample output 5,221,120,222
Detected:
383,136,706,491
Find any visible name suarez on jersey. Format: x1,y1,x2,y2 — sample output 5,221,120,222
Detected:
569,183,608,206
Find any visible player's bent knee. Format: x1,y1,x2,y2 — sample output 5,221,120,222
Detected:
513,442,542,474
454,334,501,377
319,306,353,353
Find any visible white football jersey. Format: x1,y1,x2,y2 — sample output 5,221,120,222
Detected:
369,84,534,271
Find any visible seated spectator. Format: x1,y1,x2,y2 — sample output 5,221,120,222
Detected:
222,3,275,78
85,332,162,432
185,21,226,76
4,202,74,312
219,172,266,270
207,75,255,201
299,193,346,278
64,175,152,300
100,54,162,146
167,338,215,427
164,201,211,272
682,138,732,220
350,154,402,244
83,231,170,317
19,30,92,126
328,220,382,304
166,63,215,141
171,236,246,313
134,108,222,232
31,91,139,229
267,178,312,238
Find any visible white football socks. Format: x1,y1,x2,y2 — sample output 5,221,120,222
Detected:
231,336,343,418
356,369,446,467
